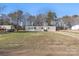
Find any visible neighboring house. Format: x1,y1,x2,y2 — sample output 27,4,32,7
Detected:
67,16,79,30
62,16,79,30
71,25,79,30
70,17,79,30
0,25,15,32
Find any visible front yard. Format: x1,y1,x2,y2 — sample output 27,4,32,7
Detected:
0,31,79,55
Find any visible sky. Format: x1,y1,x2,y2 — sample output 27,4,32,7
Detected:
0,3,79,17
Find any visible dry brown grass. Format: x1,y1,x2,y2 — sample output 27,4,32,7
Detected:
0,31,79,56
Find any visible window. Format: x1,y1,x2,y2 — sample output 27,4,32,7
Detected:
34,27,36,29
41,27,43,29
48,27,49,29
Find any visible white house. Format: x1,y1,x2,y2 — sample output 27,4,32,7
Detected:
25,26,56,31
71,25,79,30
0,25,15,31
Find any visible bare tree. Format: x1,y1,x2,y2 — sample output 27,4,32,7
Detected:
0,5,6,25
8,10,23,31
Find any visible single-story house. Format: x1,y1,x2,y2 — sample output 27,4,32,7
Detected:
0,25,15,32
25,26,56,31
71,25,79,30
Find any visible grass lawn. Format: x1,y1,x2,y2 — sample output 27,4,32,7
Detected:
0,31,79,56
